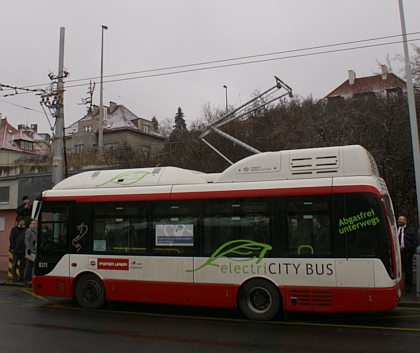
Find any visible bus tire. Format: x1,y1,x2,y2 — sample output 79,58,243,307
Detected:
238,279,280,321
74,273,106,309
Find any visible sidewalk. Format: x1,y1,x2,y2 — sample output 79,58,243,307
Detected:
0,270,24,286
0,271,9,284
398,287,419,307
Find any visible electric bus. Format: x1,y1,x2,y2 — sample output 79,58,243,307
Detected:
32,145,401,320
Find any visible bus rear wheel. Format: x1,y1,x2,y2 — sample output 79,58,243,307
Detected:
238,279,280,321
75,273,106,309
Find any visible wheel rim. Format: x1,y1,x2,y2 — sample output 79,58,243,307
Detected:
81,280,101,303
246,286,272,314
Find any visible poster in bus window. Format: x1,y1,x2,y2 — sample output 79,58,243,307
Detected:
155,224,194,246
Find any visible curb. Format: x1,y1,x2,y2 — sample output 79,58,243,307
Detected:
0,280,26,287
397,294,420,307
398,301,420,308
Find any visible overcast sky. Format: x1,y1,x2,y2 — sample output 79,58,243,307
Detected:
1,0,419,134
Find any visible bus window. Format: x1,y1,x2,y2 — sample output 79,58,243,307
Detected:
92,202,148,254
151,201,198,256
37,203,69,262
334,193,389,267
383,195,395,226
285,195,332,257
203,198,272,257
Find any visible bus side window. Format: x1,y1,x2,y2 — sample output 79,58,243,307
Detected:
335,193,390,268
93,219,148,254
311,216,331,255
287,216,312,255
285,194,333,257
203,198,271,257
152,217,197,256
348,231,376,257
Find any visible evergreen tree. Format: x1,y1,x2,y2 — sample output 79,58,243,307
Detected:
151,116,159,133
174,107,187,131
169,107,187,143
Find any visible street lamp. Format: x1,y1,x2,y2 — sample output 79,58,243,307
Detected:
223,85,228,113
99,25,108,151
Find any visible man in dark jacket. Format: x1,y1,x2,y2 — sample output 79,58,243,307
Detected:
9,216,27,282
397,216,420,292
16,196,31,227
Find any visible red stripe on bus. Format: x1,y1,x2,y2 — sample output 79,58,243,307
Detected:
42,193,172,202
32,275,400,313
42,185,380,203
171,185,380,200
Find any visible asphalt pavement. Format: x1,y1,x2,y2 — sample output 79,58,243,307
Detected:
0,270,418,307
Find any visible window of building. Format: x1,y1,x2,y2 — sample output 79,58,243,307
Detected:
386,88,402,102
143,125,150,134
105,142,119,149
327,96,344,104
75,144,84,153
83,125,93,132
353,91,376,101
143,145,150,156
0,186,9,203
20,141,33,150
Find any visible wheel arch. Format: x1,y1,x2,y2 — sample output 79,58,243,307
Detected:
72,271,106,300
236,276,284,311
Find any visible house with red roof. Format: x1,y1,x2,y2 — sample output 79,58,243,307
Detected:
0,117,50,176
324,65,406,103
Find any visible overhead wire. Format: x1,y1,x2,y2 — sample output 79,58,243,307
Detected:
0,98,44,113
1,31,419,95
70,31,420,84
70,36,420,88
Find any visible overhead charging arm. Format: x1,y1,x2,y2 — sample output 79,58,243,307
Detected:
200,76,293,164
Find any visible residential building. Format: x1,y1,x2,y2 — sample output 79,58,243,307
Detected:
324,65,406,103
64,102,166,156
0,117,50,176
0,172,52,272
17,123,51,152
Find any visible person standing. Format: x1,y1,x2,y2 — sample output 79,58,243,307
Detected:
16,195,31,227
24,219,37,285
9,216,27,282
312,217,330,253
397,216,419,292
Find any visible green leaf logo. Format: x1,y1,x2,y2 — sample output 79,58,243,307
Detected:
96,170,151,187
187,239,272,272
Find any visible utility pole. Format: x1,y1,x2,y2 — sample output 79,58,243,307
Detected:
398,0,420,223
52,27,66,187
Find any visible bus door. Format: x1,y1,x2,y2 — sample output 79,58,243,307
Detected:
35,202,71,277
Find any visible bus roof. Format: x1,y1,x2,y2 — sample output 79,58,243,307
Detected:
52,145,379,190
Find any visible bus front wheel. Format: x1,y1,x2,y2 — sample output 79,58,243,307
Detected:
75,273,106,309
238,279,280,321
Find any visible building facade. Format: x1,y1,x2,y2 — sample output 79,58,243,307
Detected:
0,117,50,177
65,102,166,156
324,66,406,102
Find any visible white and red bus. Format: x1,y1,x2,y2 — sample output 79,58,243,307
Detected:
32,145,402,320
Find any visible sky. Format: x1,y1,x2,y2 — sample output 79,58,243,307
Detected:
1,0,420,135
